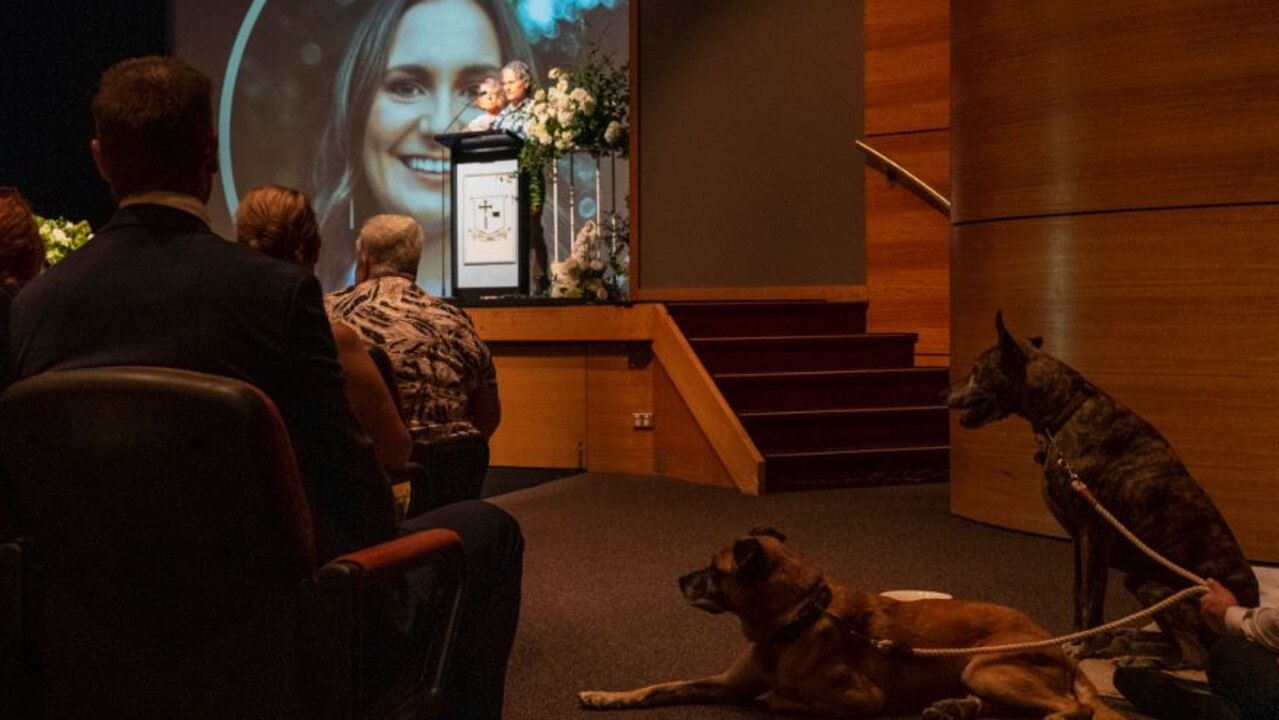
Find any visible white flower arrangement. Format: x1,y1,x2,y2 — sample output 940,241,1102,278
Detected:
550,218,628,301
518,46,629,211
36,215,93,265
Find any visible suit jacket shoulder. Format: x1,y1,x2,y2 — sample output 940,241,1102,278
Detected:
10,204,395,554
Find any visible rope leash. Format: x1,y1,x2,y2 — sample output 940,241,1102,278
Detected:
866,434,1209,658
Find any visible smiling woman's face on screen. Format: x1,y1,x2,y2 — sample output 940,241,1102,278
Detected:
362,0,501,226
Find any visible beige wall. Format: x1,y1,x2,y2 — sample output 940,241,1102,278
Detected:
634,0,865,293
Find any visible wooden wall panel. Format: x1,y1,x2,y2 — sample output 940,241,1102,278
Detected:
952,1,1279,224
863,130,950,362
862,0,951,364
585,344,655,475
950,0,1279,561
950,206,1279,560
864,0,950,135
653,365,736,490
487,345,586,468
469,304,653,342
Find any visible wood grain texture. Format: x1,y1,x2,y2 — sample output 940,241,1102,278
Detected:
862,130,951,361
633,285,867,303
949,206,1279,561
651,306,765,494
653,365,736,490
584,344,655,475
469,304,653,342
864,0,949,135
951,0,1279,224
487,346,586,468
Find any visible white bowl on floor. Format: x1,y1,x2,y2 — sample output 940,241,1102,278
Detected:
879,589,952,602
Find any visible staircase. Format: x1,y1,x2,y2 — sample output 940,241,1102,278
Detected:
666,301,949,492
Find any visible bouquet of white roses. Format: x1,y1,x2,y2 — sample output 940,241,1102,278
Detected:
36,215,93,265
550,218,628,301
519,45,629,210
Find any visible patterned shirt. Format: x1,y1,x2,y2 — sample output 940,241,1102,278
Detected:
492,99,529,139
326,275,497,442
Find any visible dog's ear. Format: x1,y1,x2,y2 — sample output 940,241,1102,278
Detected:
732,537,767,578
995,310,1027,364
747,525,786,542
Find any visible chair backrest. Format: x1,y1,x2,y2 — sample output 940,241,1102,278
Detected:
0,367,319,718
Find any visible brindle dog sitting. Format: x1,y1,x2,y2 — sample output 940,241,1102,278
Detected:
579,527,1123,720
946,311,1258,668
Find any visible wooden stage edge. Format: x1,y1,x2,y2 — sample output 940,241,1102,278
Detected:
465,301,759,492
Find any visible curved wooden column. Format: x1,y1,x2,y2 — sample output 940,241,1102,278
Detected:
949,1,1279,561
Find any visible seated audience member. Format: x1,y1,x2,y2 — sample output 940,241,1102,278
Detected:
1114,577,1279,720
464,77,505,132
234,183,411,472
0,187,45,390
327,215,501,444
8,56,521,720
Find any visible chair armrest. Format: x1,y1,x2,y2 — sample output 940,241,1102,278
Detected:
321,528,462,586
305,529,467,719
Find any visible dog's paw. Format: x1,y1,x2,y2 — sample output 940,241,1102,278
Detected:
1065,632,1130,660
922,696,981,720
1113,655,1169,669
1063,640,1091,660
1113,653,1204,671
577,690,623,709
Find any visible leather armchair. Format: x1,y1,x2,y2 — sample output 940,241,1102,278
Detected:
0,367,464,720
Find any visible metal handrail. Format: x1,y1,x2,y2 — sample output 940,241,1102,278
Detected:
855,139,952,217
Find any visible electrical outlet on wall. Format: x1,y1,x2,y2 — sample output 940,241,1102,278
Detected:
632,412,654,429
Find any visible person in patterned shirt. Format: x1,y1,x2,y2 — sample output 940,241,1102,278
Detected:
326,214,501,443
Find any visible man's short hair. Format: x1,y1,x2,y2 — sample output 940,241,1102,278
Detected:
356,214,425,275
235,185,321,268
92,56,214,197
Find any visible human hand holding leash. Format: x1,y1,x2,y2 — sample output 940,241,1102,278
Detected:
1199,578,1238,635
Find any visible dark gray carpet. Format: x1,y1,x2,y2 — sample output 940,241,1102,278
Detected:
490,473,1154,719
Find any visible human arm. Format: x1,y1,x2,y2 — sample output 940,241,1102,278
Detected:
1201,577,1279,652
281,274,396,554
468,381,501,439
331,321,412,470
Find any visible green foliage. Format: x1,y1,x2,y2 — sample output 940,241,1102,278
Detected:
36,215,94,265
518,44,629,211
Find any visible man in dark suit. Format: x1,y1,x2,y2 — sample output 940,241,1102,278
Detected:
8,56,521,720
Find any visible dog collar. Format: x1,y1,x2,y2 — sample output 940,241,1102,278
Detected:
770,583,919,659
1033,383,1096,437
770,582,833,646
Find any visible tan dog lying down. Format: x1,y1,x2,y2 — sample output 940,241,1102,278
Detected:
579,527,1123,719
